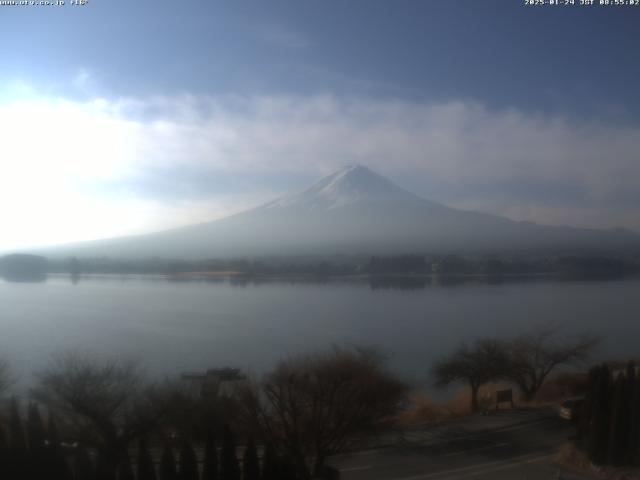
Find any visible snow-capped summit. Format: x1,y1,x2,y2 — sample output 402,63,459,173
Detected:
262,164,423,212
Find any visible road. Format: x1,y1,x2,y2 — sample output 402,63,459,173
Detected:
332,410,591,480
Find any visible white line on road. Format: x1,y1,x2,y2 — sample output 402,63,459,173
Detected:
392,452,553,480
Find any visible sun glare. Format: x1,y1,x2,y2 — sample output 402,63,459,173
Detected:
0,95,144,250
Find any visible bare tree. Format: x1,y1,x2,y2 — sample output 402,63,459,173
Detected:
32,352,163,477
505,329,599,401
239,347,407,479
433,339,509,413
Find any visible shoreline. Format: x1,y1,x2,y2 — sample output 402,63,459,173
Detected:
33,270,640,284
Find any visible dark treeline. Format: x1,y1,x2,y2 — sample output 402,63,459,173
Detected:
44,257,356,277
0,347,404,480
6,253,639,278
0,401,299,480
579,362,640,467
428,255,640,277
0,254,47,282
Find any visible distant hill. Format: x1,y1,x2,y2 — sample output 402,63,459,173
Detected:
33,165,640,259
0,253,47,281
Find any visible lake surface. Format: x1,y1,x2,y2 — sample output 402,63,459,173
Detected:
1,274,639,393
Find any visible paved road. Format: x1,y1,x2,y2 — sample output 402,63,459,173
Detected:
332,411,590,480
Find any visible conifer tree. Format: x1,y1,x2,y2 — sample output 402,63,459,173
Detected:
242,437,261,480
9,397,27,454
47,414,72,480
261,444,279,480
9,397,28,479
117,452,135,480
202,429,219,480
74,448,95,480
47,413,61,447
589,364,611,464
96,450,117,480
625,362,639,465
220,426,241,480
279,455,296,480
27,403,46,456
579,366,600,440
607,372,629,466
27,403,47,479
632,370,640,465
137,436,157,480
159,444,178,480
178,440,199,480
0,424,9,479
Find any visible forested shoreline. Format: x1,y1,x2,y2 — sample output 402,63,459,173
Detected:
2,253,639,281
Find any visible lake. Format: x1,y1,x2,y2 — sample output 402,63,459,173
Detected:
1,274,639,393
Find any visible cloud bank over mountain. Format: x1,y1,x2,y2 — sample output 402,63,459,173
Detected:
1,89,640,250
38,165,640,260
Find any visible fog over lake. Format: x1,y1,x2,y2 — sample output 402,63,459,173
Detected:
1,275,639,393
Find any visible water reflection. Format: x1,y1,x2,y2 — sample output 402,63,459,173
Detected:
0,272,47,283
369,276,430,290
0,253,48,283
1,269,639,398
29,271,638,290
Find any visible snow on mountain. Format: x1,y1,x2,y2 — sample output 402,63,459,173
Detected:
259,165,425,211
37,165,640,259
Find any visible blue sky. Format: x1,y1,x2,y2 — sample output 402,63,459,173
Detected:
4,0,639,113
1,0,639,248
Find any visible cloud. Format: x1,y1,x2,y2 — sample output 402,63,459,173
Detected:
1,90,639,250
111,95,640,223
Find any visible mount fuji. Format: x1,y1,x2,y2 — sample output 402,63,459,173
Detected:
41,165,639,259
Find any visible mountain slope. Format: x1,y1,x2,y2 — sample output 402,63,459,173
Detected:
41,165,640,259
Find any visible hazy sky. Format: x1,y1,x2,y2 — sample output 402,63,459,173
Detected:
1,0,639,250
